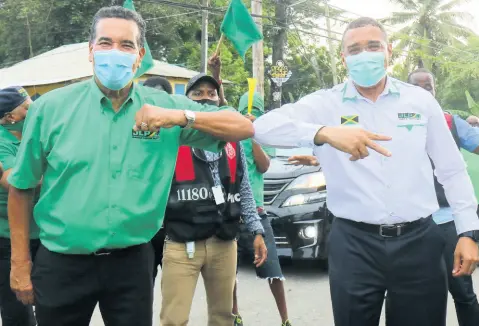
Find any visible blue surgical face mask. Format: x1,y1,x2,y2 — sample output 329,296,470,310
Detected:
93,50,138,91
345,51,387,88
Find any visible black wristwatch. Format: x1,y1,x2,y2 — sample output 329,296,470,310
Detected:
252,230,265,238
459,231,479,242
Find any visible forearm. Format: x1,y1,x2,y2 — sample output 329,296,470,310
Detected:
254,111,321,148
191,110,254,142
218,85,227,107
8,187,34,262
252,141,270,173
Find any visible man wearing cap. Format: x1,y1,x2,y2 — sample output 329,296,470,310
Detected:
7,6,253,326
159,73,267,326
0,87,39,326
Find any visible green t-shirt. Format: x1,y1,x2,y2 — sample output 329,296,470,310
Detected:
0,126,40,239
241,138,275,208
462,149,479,201
8,79,229,254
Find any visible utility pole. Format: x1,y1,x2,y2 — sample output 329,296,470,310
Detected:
325,1,338,85
251,0,264,97
271,0,287,109
200,0,209,73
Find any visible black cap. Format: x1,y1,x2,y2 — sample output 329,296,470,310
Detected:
186,73,220,95
0,86,29,117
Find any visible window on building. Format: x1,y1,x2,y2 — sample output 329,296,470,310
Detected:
174,84,186,95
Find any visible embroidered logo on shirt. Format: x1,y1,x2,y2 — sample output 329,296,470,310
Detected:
341,115,359,125
131,130,159,140
397,124,425,131
398,113,421,120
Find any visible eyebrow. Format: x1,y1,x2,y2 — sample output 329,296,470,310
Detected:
97,37,113,43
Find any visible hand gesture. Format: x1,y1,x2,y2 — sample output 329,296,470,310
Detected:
253,235,268,267
208,54,221,79
10,259,34,305
134,104,186,132
288,155,319,166
453,237,479,277
316,126,392,161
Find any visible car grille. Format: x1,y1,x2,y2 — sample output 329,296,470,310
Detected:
263,178,293,205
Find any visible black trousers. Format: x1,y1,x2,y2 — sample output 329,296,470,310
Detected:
0,237,40,326
31,243,154,326
328,217,447,326
151,228,166,283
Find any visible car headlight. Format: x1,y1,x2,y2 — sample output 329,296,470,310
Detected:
281,191,327,207
285,172,326,191
299,225,318,239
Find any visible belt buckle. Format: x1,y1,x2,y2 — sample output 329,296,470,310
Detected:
93,249,111,256
379,224,402,237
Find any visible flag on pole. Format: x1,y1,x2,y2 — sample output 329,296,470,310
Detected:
220,0,263,60
123,0,154,78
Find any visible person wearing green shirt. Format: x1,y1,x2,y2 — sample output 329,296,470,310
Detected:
234,91,292,326
0,87,39,326
7,6,253,326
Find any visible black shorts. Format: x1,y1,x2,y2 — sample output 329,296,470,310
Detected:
237,215,284,280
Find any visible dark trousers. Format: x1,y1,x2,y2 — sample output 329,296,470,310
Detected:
328,217,448,326
31,243,154,326
151,228,166,283
438,221,479,326
0,237,40,326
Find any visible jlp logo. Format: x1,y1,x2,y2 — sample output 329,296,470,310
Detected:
132,130,159,139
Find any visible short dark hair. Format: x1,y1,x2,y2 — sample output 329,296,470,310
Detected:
143,77,173,94
90,6,146,48
407,68,435,83
342,17,388,49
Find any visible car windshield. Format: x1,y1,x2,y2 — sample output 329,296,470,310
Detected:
274,147,313,157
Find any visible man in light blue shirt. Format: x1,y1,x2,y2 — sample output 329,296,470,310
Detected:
253,17,479,326
408,68,479,326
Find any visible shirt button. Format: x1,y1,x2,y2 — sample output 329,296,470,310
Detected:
112,173,117,179
113,117,118,122
389,212,394,216
112,145,118,150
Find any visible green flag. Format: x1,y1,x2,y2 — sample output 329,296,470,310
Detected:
220,0,263,59
123,0,154,78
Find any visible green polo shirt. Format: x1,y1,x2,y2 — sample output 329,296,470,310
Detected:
8,79,230,254
0,126,40,239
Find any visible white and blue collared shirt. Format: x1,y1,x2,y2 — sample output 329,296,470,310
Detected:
253,77,479,234
433,116,479,225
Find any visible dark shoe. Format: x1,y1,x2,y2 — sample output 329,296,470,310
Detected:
234,314,244,326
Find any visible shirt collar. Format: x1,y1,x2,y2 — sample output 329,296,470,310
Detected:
341,76,401,102
89,78,136,111
0,125,20,145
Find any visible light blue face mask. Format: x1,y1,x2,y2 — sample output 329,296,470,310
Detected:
345,51,387,88
93,50,137,91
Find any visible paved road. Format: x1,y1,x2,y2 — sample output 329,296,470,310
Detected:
82,261,477,326
1,261,475,326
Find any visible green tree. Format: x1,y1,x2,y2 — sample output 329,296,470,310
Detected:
381,0,475,70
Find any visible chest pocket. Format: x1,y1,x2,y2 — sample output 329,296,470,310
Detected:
392,119,428,155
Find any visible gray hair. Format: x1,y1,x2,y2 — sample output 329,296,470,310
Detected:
342,17,388,50
90,6,146,48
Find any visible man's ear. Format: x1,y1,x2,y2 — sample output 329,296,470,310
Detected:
341,51,347,69
3,113,14,124
88,42,94,63
134,47,146,72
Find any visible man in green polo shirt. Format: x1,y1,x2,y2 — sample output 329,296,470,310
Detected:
7,6,253,326
0,86,40,326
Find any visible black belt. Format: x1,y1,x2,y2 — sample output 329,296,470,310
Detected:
91,244,143,256
339,216,432,238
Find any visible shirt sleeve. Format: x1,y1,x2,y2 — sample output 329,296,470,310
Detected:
454,115,479,153
238,143,264,233
7,103,46,189
176,96,230,152
0,142,17,172
253,91,329,149
426,98,479,234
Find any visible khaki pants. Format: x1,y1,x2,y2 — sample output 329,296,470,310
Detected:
160,236,237,326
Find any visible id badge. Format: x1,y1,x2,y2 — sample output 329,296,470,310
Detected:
211,186,225,205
